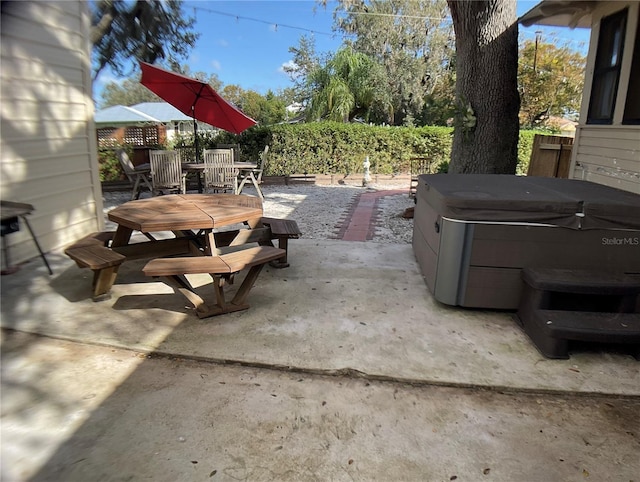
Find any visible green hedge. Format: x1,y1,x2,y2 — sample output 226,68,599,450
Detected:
99,124,545,181
272,123,450,176
237,123,542,177
516,129,546,176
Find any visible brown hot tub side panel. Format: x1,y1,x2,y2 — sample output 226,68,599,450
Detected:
469,223,639,272
412,174,640,310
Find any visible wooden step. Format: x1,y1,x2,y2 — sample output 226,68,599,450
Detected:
520,309,640,359
532,310,640,343
522,268,640,295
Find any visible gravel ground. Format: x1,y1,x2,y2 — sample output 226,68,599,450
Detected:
102,182,415,244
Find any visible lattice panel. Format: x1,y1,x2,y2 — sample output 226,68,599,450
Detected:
97,125,166,148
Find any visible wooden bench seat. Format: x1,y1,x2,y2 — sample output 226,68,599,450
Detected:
65,244,125,270
260,217,301,239
67,230,116,249
142,246,286,318
259,217,301,268
209,217,301,268
143,246,285,276
527,310,640,359
65,232,125,300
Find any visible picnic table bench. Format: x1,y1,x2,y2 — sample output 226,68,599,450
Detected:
64,194,301,317
143,245,285,318
64,231,124,300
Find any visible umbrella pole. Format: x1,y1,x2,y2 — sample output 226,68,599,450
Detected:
193,117,199,162
193,116,204,192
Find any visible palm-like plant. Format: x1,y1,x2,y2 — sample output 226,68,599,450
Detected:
306,46,390,122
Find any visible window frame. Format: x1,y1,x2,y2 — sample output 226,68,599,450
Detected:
587,8,628,124
622,10,640,125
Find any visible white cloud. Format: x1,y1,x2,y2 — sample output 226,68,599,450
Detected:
211,60,222,71
217,39,229,48
279,60,300,78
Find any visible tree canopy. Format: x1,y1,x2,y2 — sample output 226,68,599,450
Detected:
284,35,325,106
91,0,198,81
327,0,454,125
100,78,160,108
306,46,390,122
518,36,585,128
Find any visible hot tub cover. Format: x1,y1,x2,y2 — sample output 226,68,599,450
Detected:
417,174,640,230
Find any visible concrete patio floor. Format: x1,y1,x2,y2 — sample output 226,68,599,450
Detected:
2,237,639,481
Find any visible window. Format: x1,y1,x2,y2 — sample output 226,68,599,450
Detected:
587,9,627,124
623,12,640,124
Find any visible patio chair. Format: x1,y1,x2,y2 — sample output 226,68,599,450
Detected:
203,149,238,194
237,145,268,198
253,145,269,185
149,150,186,196
409,157,431,199
216,143,241,162
116,148,153,200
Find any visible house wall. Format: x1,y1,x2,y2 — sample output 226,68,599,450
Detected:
0,1,103,268
572,127,640,190
570,1,640,193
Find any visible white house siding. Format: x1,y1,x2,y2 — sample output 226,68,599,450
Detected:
572,127,640,193
0,1,103,268
570,1,640,194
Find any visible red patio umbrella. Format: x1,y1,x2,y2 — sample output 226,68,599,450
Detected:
139,61,257,158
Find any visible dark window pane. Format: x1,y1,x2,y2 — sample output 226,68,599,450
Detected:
588,9,628,124
590,70,619,120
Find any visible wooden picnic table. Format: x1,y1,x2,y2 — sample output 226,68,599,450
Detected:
105,194,286,317
109,193,263,245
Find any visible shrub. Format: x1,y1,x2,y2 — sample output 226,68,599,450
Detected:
98,146,126,182
98,126,548,180
517,130,547,175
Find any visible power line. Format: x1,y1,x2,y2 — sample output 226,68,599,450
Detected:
191,5,337,38
191,5,450,39
343,10,448,21
519,28,589,50
191,4,586,51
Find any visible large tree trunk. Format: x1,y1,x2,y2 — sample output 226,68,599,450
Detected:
447,0,520,174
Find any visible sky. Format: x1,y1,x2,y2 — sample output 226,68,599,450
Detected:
94,0,593,100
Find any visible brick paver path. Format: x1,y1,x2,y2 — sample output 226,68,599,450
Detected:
335,189,408,241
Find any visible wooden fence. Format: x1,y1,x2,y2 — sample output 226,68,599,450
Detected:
527,134,574,178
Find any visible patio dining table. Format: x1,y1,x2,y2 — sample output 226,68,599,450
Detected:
107,193,284,317
135,161,259,195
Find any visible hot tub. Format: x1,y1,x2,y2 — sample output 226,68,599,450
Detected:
412,174,640,310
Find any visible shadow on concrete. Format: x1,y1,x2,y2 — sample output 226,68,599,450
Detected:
2,188,640,480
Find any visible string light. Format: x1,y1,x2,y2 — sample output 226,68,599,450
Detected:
191,5,453,38
192,5,337,37
191,5,587,52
